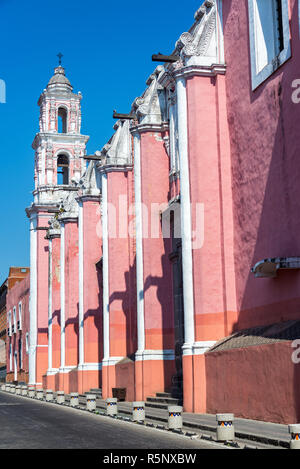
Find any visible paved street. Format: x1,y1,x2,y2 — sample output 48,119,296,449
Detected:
0,391,223,450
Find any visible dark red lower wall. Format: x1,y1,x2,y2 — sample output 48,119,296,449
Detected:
205,341,300,424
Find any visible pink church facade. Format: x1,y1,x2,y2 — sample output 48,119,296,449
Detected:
24,0,300,424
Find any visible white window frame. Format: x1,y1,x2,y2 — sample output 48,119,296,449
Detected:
25,332,29,354
8,310,12,337
19,338,22,370
13,306,17,334
248,0,291,90
9,342,12,371
14,351,17,381
18,302,22,330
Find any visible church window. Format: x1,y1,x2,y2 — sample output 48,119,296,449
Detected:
58,107,68,133
248,0,290,89
57,154,69,185
19,338,22,370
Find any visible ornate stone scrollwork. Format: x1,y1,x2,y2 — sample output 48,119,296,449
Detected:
163,136,170,157
177,6,216,58
58,180,79,220
132,66,167,125
105,119,132,165
78,161,100,197
47,215,61,238
174,0,218,64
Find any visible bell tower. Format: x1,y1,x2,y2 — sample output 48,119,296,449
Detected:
26,62,89,387
32,64,89,204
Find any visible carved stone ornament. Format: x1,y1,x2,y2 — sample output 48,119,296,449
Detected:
176,0,216,59
47,216,61,238
78,160,100,196
132,66,167,125
102,119,132,165
58,180,79,219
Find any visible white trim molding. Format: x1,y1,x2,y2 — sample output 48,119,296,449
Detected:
46,368,59,376
193,341,217,355
182,341,217,356
135,350,175,362
248,0,291,90
18,302,22,331
102,357,124,367
77,363,103,371
58,365,76,374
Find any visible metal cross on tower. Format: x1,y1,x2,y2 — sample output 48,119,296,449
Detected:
57,52,63,66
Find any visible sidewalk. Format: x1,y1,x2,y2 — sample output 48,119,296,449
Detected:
61,393,291,448
93,398,290,448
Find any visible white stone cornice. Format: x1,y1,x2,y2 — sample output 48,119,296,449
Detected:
173,63,226,79
76,194,100,203
182,341,217,356
77,363,103,371
193,341,217,355
46,368,59,376
25,203,59,219
32,132,89,150
159,63,226,89
96,163,133,175
102,357,125,367
46,216,61,239
47,231,61,239
58,366,77,374
135,350,175,362
58,215,78,223
130,122,169,135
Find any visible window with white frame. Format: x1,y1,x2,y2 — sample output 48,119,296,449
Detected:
25,332,29,354
18,338,22,370
18,302,22,330
13,306,16,333
248,0,291,89
8,310,11,336
9,342,12,371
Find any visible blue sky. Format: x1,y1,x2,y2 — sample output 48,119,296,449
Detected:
0,0,203,284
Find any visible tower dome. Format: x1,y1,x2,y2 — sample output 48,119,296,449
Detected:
47,66,73,91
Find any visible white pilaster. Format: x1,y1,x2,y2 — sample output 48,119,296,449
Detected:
29,215,37,385
60,222,65,369
176,77,195,355
78,200,84,366
47,238,53,372
101,172,110,361
133,133,145,354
